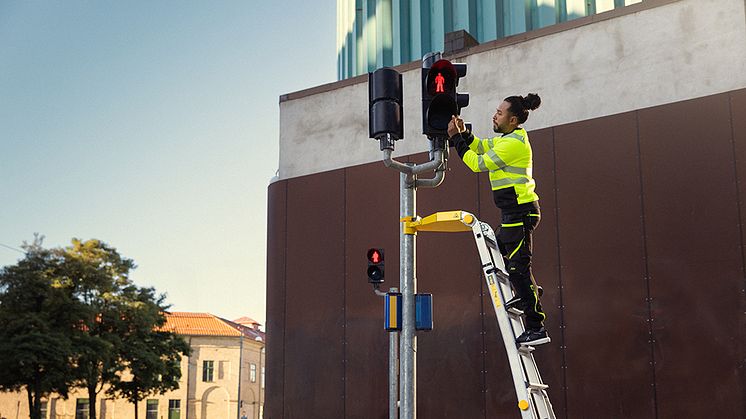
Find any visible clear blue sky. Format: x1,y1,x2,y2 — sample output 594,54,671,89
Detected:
0,2,337,326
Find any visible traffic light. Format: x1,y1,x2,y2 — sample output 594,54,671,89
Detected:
421,52,469,139
366,248,384,284
369,67,403,143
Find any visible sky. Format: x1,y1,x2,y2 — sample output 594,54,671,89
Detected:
0,2,338,326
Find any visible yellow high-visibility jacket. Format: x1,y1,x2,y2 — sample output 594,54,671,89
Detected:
459,128,539,209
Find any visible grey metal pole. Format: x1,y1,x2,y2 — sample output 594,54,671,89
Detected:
389,290,399,419
399,170,416,419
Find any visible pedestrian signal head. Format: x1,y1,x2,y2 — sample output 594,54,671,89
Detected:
421,54,469,139
366,248,384,284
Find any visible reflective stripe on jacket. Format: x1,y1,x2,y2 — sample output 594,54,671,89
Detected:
460,128,539,205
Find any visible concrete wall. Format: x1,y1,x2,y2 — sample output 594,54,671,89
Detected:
279,0,746,180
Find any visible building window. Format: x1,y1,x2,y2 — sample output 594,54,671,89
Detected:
75,399,90,419
168,399,181,419
40,401,48,418
146,399,158,419
261,366,265,389
203,360,214,382
250,363,257,382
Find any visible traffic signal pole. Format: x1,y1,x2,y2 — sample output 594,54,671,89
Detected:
382,136,446,419
368,52,467,419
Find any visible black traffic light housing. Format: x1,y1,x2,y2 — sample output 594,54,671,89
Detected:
366,248,384,284
421,52,469,140
369,67,403,148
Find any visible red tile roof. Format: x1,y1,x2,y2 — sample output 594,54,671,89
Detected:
161,312,266,342
162,312,243,337
233,316,260,326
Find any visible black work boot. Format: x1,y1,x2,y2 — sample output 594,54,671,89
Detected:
516,327,550,346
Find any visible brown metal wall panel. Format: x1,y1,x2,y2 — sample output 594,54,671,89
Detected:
555,113,654,418
265,180,287,419
270,88,746,418
525,127,566,418
729,88,746,416
344,162,402,419
284,170,346,419
638,94,743,418
414,150,486,418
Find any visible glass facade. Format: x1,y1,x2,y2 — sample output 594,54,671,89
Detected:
337,0,643,79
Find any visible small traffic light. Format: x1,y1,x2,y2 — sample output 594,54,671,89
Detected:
421,52,469,139
367,248,384,284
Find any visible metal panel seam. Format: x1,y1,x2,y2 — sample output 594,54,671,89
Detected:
476,166,488,419
727,92,746,418
343,168,348,416
550,126,569,418
282,180,288,419
635,110,659,419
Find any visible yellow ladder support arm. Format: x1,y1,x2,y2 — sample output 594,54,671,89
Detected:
401,210,476,235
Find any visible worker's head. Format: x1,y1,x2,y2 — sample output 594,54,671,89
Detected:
493,93,541,133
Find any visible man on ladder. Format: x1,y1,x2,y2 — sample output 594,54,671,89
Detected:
448,93,550,346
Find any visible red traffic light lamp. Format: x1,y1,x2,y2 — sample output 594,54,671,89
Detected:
367,248,385,284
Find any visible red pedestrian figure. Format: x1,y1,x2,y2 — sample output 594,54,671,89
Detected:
435,72,445,93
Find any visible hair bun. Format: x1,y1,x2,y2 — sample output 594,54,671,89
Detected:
522,93,541,111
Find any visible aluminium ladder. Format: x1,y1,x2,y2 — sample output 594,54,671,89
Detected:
403,211,555,419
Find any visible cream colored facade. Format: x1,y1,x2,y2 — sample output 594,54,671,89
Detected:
0,314,265,419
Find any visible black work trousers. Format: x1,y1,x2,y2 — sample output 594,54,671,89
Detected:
497,209,546,330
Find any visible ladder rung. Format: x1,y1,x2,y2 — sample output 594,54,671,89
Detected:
517,345,535,354
507,306,524,316
528,382,549,391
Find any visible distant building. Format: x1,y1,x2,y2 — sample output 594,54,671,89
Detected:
336,0,643,79
0,312,266,419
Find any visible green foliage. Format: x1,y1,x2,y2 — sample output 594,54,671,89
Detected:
106,286,191,419
0,237,190,419
0,238,81,419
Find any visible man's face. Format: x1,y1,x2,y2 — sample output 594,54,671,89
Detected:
493,101,516,134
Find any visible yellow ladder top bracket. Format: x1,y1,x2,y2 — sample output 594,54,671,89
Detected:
401,210,475,234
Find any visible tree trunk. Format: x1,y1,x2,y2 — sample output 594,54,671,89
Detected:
26,387,34,419
134,399,139,419
88,384,98,419
27,371,42,419
33,381,42,419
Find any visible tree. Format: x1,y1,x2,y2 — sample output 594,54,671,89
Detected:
57,238,136,419
107,286,190,419
0,237,190,419
58,239,189,419
0,238,82,419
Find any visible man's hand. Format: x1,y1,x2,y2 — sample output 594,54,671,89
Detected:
448,115,465,138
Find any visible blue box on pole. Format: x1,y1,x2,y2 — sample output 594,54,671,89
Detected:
415,293,433,331
384,292,402,331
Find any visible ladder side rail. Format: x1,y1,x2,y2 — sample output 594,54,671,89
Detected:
485,227,555,419
471,224,534,419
